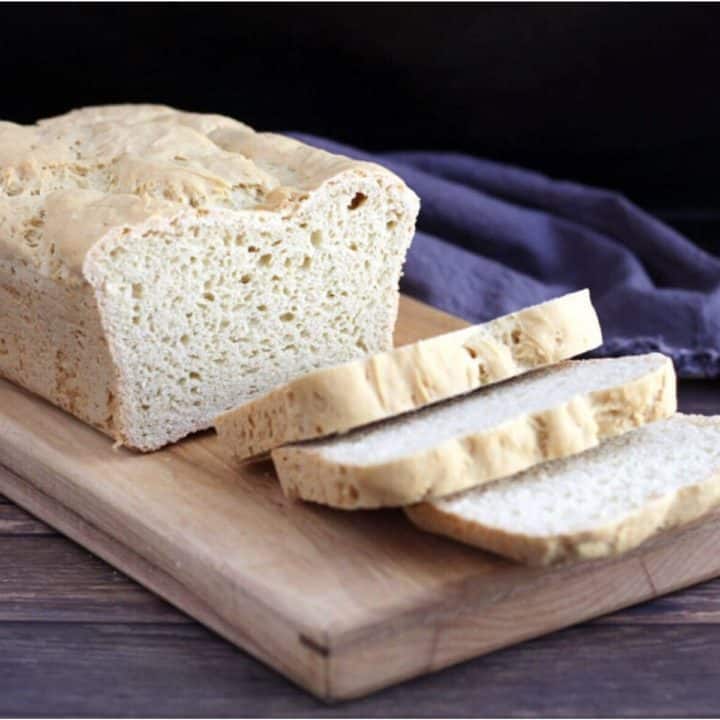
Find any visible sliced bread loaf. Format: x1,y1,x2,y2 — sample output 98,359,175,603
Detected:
272,353,676,509
406,414,720,565
215,289,602,462
0,105,418,450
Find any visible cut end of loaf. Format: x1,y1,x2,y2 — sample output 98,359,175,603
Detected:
85,176,417,451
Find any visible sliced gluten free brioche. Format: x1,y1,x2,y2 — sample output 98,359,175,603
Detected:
407,414,720,566
272,353,676,509
215,290,602,461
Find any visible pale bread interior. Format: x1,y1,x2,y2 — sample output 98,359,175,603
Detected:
85,176,413,450
314,353,669,465
429,414,720,537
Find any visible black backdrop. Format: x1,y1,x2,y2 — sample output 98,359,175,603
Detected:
3,4,719,224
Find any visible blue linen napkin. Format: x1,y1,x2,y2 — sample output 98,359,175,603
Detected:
293,134,720,378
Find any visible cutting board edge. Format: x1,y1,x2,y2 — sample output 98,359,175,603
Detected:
0,385,337,644
321,506,720,648
321,512,720,700
0,460,333,700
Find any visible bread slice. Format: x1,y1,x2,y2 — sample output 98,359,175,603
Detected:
216,289,602,462
407,414,720,565
272,353,676,509
0,104,418,450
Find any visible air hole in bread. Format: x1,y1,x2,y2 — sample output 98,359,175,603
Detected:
348,192,367,210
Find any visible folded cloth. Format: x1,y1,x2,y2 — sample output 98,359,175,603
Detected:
294,134,720,378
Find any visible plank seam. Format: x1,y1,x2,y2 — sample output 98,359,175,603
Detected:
298,633,330,657
639,558,659,596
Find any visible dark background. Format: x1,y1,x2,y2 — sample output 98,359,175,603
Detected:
2,3,719,247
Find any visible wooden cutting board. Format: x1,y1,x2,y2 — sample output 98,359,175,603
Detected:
1,295,720,702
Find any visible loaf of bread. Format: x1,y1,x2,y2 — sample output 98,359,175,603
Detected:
215,289,602,462
0,105,419,450
272,353,676,509
407,415,720,565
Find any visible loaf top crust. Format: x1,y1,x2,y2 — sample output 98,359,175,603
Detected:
0,104,404,282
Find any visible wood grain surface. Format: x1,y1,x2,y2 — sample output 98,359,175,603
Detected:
1,298,720,715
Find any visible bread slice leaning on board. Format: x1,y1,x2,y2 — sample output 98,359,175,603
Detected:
272,353,676,509
406,414,720,566
215,290,603,461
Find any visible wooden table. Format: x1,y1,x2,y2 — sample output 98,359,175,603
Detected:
1,380,719,717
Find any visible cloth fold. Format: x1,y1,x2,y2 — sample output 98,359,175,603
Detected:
294,134,720,378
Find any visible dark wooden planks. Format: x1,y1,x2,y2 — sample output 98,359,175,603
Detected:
2,622,720,717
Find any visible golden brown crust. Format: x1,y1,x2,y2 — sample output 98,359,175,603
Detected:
271,356,677,509
216,290,603,461
0,104,401,282
406,415,720,565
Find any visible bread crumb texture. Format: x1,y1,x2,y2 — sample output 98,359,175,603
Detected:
216,289,603,461
272,354,676,509
0,105,419,449
408,415,720,565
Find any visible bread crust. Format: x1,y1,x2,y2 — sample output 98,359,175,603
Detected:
406,414,720,565
0,104,407,280
271,355,677,509
216,290,603,461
